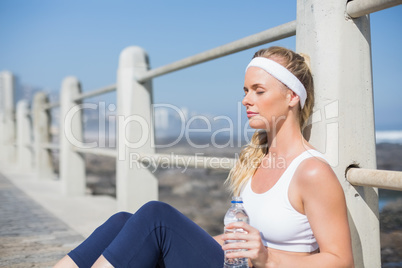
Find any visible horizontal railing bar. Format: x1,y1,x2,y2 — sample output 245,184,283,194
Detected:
137,20,296,82
73,146,117,158
40,84,116,110
137,153,236,170
43,102,60,110
73,84,116,102
42,143,60,150
347,0,402,18
346,168,402,191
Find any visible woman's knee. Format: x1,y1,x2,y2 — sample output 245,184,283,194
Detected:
106,211,132,226
140,201,173,211
138,201,178,218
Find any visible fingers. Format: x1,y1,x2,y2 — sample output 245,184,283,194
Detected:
223,240,268,265
222,240,259,251
222,242,252,260
222,224,266,263
222,224,269,266
224,222,259,236
224,249,248,259
222,230,261,253
223,232,251,242
223,228,260,243
223,243,262,260
225,221,251,231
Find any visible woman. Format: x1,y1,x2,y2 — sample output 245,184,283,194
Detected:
55,46,354,268
218,46,354,267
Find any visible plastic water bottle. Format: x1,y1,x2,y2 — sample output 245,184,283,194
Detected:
223,196,249,268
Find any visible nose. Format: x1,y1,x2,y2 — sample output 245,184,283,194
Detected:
242,92,252,107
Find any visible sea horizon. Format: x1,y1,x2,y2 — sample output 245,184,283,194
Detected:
375,129,402,144
79,129,402,147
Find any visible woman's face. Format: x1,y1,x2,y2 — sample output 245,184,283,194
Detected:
242,66,291,131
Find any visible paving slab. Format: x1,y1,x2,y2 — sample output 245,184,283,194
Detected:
0,164,118,267
1,166,118,238
0,174,82,267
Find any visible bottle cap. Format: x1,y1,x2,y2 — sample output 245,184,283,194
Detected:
231,196,243,203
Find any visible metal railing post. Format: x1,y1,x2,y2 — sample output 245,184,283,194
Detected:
60,77,86,195
32,92,54,179
116,46,157,212
16,100,33,170
0,71,16,164
296,0,380,266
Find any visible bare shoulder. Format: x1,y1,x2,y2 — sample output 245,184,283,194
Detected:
292,156,343,196
290,154,348,227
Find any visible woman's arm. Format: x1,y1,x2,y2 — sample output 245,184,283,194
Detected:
268,159,354,267
223,159,354,268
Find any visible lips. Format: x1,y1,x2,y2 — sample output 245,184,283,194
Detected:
247,111,258,118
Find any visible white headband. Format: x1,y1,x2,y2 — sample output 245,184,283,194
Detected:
246,57,307,108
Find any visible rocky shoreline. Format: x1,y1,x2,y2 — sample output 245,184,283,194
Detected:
380,198,402,265
377,143,402,265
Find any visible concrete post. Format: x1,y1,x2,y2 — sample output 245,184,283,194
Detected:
60,77,86,196
296,1,380,267
32,92,54,179
16,100,33,170
0,71,16,164
116,46,157,212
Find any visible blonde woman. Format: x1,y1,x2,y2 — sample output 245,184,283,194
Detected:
217,46,354,267
55,47,353,268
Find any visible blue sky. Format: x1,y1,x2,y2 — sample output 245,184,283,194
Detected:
0,0,401,130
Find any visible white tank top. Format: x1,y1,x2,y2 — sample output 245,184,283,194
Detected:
240,149,326,252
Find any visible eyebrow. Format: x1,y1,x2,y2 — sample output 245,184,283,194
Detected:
244,83,265,91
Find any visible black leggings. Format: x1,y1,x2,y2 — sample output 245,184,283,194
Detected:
68,201,224,267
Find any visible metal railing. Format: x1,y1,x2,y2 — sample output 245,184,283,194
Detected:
343,0,402,192
347,167,402,191
137,21,297,82
73,84,116,102
347,0,402,18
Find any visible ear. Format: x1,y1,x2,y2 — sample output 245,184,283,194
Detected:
287,90,300,108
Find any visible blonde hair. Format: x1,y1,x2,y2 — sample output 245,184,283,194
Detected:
225,46,315,196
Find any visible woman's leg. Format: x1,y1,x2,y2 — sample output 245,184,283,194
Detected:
67,211,132,267
103,201,224,268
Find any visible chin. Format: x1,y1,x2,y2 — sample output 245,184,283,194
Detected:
248,118,270,130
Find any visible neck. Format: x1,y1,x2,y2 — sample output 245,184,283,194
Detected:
265,115,306,159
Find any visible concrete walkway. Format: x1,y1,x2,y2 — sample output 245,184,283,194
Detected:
0,165,118,267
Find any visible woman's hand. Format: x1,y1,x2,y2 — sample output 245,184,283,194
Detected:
222,221,268,268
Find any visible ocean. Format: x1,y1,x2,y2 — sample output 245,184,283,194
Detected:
376,130,402,144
